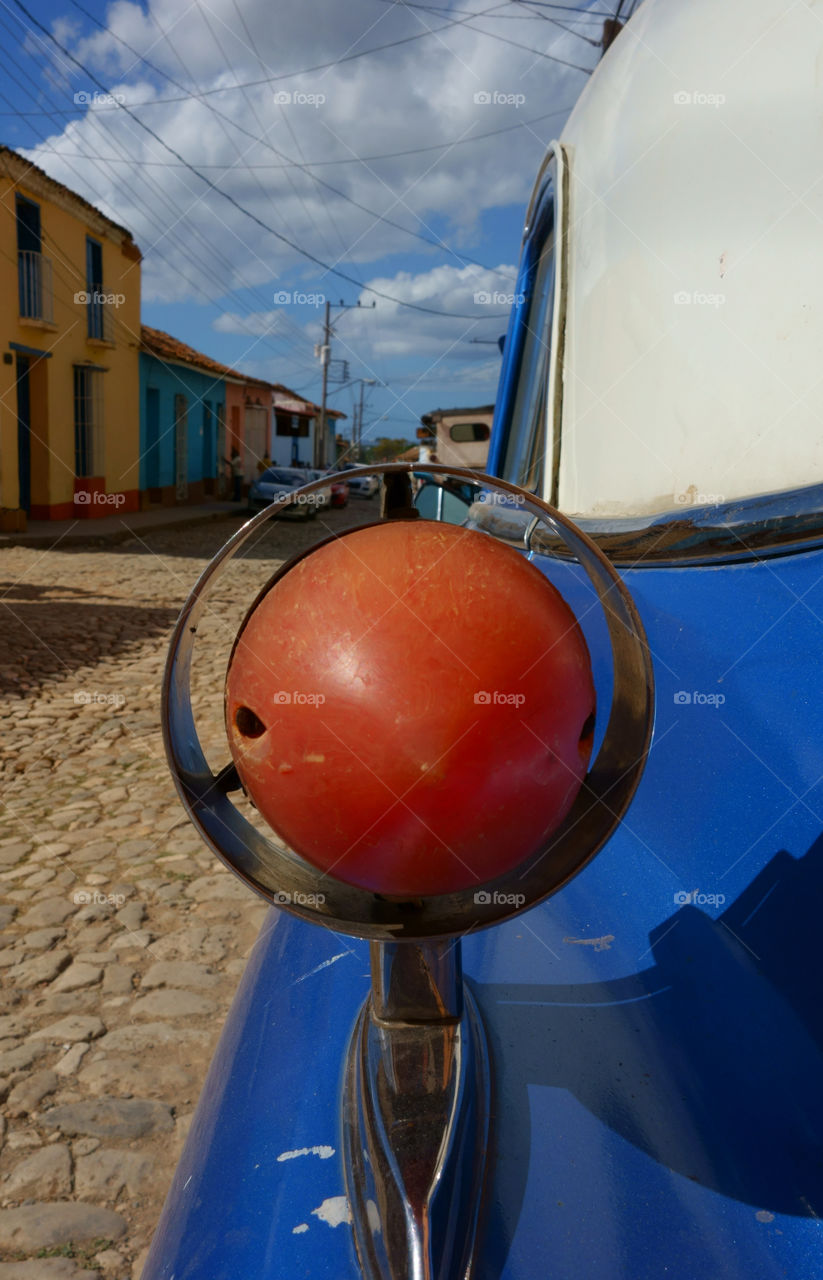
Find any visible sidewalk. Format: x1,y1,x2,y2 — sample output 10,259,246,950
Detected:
0,500,248,549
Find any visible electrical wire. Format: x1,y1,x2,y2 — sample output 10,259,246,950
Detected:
65,0,507,278
9,105,573,169
0,33,321,375
9,0,512,319
2,0,589,115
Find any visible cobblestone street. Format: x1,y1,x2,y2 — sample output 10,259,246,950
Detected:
0,505,365,1280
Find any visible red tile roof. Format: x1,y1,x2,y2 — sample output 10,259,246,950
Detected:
0,145,139,247
141,325,244,380
141,326,344,416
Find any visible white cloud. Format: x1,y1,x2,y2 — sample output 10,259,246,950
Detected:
15,0,596,419
23,0,588,302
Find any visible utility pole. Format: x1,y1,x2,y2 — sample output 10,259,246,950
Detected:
356,378,376,460
317,300,331,469
314,299,375,468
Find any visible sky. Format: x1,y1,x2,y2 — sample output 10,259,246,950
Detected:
0,0,615,443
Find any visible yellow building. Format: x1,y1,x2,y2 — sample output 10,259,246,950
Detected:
0,146,142,529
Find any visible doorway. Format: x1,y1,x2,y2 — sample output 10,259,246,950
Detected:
145,387,160,489
15,356,31,514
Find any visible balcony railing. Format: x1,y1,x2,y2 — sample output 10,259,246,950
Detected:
86,297,114,343
18,250,54,323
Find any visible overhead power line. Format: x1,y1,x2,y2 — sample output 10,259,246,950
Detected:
5,0,590,116
0,17,321,373
9,0,512,319
58,0,533,279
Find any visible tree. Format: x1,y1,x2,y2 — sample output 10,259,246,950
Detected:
363,437,413,463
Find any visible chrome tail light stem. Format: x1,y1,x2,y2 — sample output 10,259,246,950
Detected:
342,939,491,1279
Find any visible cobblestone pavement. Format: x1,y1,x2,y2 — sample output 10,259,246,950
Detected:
0,503,368,1280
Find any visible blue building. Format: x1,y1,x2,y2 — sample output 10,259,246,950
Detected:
139,325,232,506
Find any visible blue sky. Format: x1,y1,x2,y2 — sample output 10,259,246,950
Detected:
0,0,609,442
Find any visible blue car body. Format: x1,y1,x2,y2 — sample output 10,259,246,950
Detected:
145,540,823,1278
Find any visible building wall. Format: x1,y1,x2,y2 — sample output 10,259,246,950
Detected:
138,353,226,506
224,382,245,460
242,397,270,482
0,161,142,525
272,408,315,468
435,411,493,470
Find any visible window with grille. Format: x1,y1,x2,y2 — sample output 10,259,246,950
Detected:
73,366,104,477
85,237,110,341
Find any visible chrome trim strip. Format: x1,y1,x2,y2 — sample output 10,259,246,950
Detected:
465,481,823,566
548,142,570,508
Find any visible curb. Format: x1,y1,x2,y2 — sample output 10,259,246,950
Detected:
0,508,248,551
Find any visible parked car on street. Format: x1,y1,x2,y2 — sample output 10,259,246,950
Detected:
336,464,379,498
306,469,334,511
247,467,320,518
323,470,350,507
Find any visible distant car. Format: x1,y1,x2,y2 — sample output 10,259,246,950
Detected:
322,471,349,508
247,467,320,519
339,467,379,498
306,470,334,511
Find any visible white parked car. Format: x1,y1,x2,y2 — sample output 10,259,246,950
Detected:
338,466,379,498
247,467,322,519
